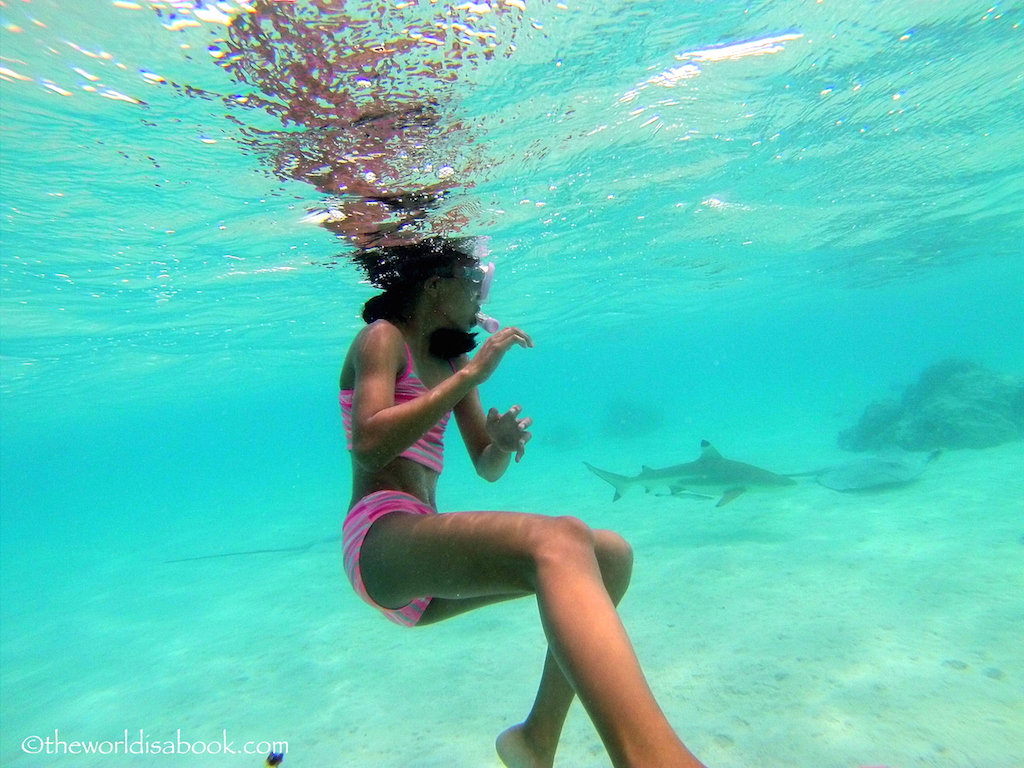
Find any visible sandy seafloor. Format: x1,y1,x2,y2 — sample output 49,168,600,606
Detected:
1,414,1021,768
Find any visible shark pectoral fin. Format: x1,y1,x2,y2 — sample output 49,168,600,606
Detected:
716,488,746,507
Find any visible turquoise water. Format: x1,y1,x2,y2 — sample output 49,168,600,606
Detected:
1,1,1022,766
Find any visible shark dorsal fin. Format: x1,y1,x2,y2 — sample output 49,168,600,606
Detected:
641,465,655,473
700,440,723,460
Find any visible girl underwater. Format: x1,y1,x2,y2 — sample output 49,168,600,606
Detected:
338,236,708,768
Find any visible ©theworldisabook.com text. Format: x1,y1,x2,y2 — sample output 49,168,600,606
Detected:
21,729,288,757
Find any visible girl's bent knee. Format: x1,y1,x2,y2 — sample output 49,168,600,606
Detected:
594,530,634,601
596,529,633,566
552,515,596,545
532,515,596,565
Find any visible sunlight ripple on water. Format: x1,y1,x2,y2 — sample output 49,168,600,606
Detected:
0,0,1021,408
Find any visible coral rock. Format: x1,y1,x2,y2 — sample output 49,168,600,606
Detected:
839,359,1024,451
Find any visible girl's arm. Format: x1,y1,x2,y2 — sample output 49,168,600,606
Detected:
451,359,533,483
349,322,477,472
352,321,533,475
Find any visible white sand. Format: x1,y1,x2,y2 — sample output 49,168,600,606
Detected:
1,433,1021,768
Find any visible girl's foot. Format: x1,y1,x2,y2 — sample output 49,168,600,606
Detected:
496,723,554,768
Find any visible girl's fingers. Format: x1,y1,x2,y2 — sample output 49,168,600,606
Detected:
499,327,533,348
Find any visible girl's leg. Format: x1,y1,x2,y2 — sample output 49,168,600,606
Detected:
496,529,634,768
495,649,573,768
359,511,707,768
420,529,632,768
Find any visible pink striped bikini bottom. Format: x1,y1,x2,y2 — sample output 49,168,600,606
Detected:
342,490,436,627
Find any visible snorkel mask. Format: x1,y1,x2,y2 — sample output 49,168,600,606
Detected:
469,237,499,333
475,262,499,333
427,259,496,360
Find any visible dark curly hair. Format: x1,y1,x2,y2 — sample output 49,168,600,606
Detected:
353,236,481,323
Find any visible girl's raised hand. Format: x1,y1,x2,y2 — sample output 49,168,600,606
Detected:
486,405,533,462
465,326,533,384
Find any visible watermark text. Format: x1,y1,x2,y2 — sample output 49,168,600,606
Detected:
21,730,287,757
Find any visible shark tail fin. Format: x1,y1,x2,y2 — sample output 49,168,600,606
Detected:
583,462,634,502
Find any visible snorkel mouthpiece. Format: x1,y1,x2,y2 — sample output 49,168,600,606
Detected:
475,312,499,333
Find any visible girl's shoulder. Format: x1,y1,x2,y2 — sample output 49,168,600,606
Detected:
356,319,404,350
342,321,406,389
353,320,409,369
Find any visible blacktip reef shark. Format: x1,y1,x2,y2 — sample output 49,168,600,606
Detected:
584,440,797,507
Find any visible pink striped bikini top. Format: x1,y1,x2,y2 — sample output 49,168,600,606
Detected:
339,344,452,474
